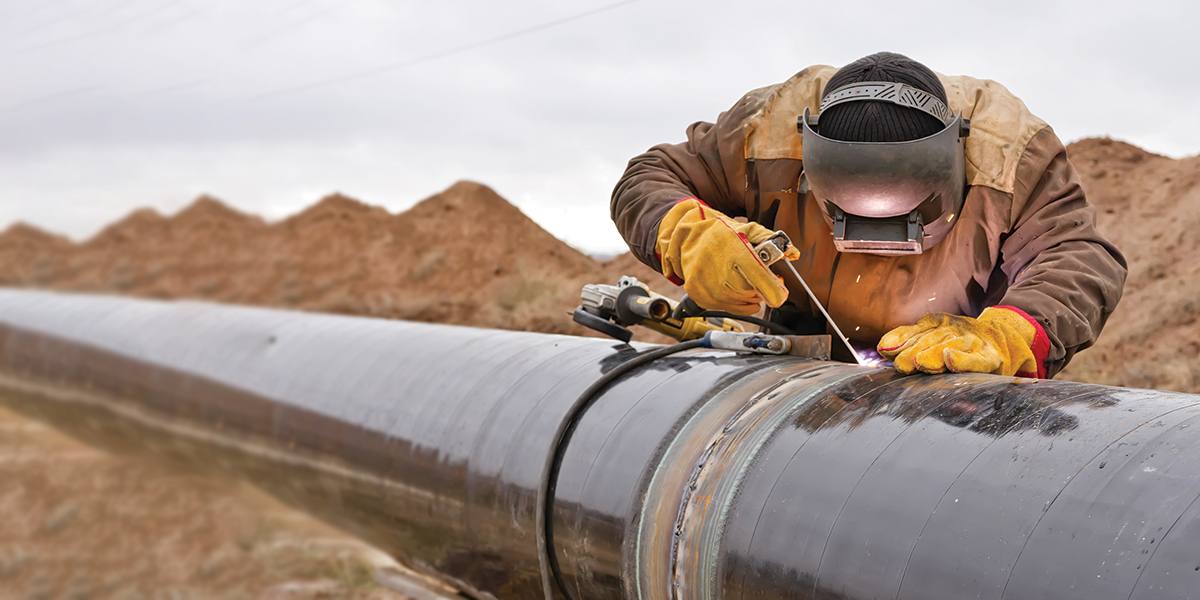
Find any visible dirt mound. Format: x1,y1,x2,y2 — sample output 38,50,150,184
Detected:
172,195,266,231
385,180,601,331
1058,138,1200,392
0,223,71,286
0,180,677,339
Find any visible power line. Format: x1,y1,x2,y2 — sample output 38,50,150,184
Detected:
239,4,335,51
0,0,82,36
15,0,187,53
127,78,208,98
134,4,202,37
0,85,104,113
248,0,640,101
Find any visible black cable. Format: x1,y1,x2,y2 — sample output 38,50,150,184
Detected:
694,310,798,335
536,338,706,599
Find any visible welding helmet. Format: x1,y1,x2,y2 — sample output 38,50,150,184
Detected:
799,81,970,255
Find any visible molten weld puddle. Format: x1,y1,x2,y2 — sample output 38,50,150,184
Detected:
853,347,890,368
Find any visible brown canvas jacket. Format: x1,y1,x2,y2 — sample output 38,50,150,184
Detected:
611,66,1126,377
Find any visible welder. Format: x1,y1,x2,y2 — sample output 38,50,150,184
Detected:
611,52,1126,378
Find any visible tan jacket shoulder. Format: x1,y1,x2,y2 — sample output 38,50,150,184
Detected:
742,66,1049,195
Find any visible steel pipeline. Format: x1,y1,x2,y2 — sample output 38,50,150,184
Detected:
0,289,1198,599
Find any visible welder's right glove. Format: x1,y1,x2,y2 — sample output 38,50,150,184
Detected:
655,198,798,316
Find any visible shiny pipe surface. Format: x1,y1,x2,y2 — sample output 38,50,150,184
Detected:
0,289,1198,600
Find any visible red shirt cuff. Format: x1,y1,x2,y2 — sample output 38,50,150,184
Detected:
993,305,1051,378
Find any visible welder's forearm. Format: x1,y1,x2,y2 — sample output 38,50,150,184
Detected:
610,151,698,269
996,129,1128,376
1000,240,1127,376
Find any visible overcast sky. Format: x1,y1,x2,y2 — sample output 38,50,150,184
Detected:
1,0,1195,254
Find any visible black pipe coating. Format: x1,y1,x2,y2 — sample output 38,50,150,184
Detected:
0,290,1198,599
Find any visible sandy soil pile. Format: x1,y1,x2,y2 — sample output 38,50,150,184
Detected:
0,181,668,336
1058,138,1200,392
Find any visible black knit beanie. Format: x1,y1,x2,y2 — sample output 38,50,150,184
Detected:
819,52,948,142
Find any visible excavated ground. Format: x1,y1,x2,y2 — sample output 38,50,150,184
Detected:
0,181,668,335
1057,138,1200,392
0,138,1191,596
0,404,420,598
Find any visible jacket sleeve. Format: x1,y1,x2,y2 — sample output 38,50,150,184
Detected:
610,88,774,269
997,127,1128,377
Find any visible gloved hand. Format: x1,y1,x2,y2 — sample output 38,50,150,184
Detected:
656,198,799,316
877,306,1048,377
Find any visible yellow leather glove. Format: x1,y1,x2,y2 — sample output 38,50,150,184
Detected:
877,306,1049,377
656,198,800,316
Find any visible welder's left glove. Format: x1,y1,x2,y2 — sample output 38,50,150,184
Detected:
877,306,1050,378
